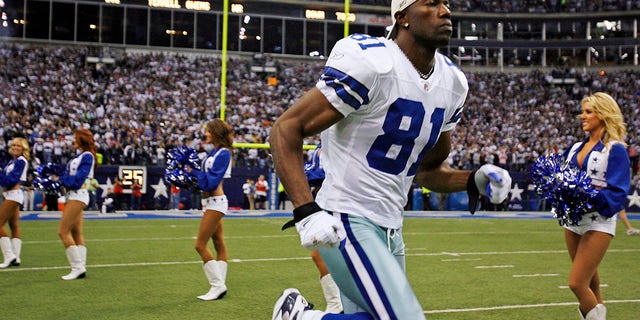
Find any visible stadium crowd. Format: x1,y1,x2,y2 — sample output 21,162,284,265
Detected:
322,0,640,12
1,43,639,181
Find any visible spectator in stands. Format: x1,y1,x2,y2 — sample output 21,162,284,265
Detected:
23,173,35,212
130,180,142,210
170,184,181,210
562,92,630,319
247,148,258,167
85,176,100,210
185,119,234,301
628,143,639,175
112,177,124,210
0,137,30,268
156,141,166,166
101,188,116,214
2,44,640,215
190,189,202,211
57,129,98,280
254,174,268,209
277,182,288,210
44,188,60,212
242,179,255,210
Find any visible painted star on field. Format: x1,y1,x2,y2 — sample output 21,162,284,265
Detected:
510,183,523,201
151,178,168,199
627,190,640,208
99,177,113,198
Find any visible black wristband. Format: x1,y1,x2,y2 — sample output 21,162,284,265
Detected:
466,170,479,214
281,201,322,230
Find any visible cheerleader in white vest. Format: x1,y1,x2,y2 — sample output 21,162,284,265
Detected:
57,129,97,280
186,119,233,301
0,137,30,268
561,92,630,320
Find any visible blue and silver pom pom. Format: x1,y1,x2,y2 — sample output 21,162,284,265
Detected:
33,162,66,195
164,147,200,190
530,154,599,226
166,146,201,171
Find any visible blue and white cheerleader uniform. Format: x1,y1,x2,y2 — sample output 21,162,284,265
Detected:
563,139,631,236
191,147,232,214
0,156,28,204
60,151,95,206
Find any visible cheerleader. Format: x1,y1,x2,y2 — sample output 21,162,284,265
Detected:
562,92,630,320
186,119,233,300
57,129,97,280
0,137,30,268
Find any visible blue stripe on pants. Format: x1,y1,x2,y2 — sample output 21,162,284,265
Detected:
318,214,425,320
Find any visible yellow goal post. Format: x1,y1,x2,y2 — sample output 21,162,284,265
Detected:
232,143,318,150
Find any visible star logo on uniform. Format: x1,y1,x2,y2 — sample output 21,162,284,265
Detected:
99,177,113,198
151,178,168,199
590,214,598,222
627,190,640,208
590,168,599,176
510,183,523,201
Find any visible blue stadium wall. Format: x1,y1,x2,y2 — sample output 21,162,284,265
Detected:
31,166,640,212
91,166,271,210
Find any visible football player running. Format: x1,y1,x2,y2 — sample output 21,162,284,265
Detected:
270,0,511,319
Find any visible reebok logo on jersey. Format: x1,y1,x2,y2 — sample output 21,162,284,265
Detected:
330,52,344,60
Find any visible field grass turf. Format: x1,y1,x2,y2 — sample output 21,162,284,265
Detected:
1,214,639,319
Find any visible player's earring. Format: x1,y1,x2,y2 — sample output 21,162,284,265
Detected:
403,23,409,28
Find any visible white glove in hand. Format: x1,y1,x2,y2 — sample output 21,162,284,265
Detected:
295,211,346,251
474,164,512,204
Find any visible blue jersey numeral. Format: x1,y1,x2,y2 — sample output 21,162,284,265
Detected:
349,34,386,50
366,99,444,175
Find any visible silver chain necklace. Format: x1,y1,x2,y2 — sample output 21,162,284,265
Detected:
418,65,435,80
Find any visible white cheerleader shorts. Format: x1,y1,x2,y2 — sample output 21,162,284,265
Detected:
3,189,24,205
564,212,617,237
201,195,228,215
67,189,90,206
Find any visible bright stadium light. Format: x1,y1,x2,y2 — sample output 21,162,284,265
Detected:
230,4,243,13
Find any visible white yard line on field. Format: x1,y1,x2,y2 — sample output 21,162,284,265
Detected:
425,299,640,314
474,265,514,269
512,273,559,278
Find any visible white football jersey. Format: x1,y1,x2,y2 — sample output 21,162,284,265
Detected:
315,34,468,229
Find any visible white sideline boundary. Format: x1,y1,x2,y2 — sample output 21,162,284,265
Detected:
20,209,572,220
20,209,640,221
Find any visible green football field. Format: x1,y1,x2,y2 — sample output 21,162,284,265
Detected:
1,214,639,319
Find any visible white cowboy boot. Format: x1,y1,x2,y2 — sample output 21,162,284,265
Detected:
585,304,606,320
0,237,17,268
197,260,227,300
78,245,87,270
11,238,22,265
61,245,86,280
